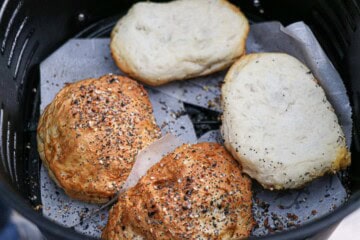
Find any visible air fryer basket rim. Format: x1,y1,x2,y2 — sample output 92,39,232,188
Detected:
0,0,359,239
1,178,360,240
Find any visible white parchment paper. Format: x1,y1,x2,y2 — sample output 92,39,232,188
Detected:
39,21,351,238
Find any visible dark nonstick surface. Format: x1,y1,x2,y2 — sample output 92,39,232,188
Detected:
0,0,360,240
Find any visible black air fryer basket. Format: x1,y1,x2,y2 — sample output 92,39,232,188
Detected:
0,0,360,239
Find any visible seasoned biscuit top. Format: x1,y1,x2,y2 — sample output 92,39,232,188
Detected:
37,74,160,203
102,143,253,239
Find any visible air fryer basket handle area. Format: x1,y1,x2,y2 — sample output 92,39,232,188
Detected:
0,0,359,240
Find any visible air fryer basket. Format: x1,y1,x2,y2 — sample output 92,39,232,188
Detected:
0,0,360,239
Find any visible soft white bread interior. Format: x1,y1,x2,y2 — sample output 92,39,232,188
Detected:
221,53,351,190
110,0,249,86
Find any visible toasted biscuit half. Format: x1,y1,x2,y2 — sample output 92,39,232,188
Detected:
37,74,161,203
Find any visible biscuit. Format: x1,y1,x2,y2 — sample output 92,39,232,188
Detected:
221,53,351,190
37,74,161,203
110,0,249,86
102,143,253,239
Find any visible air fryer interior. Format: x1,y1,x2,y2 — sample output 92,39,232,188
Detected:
0,0,360,240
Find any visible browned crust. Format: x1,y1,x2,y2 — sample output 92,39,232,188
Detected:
37,74,161,203
102,143,254,240
110,0,250,86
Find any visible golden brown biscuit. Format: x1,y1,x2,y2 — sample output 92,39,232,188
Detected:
102,143,253,239
37,74,161,203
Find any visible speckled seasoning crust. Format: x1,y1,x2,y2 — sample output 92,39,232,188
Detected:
37,74,161,203
102,142,253,240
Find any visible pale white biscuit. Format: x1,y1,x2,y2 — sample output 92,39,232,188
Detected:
221,53,351,190
111,0,249,86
